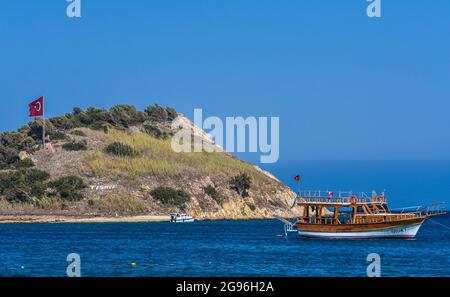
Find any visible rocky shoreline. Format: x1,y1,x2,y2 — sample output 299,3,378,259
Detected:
0,214,296,224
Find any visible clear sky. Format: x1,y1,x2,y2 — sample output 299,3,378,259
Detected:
1,0,449,165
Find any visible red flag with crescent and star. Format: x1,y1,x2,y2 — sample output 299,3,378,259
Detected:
29,97,44,117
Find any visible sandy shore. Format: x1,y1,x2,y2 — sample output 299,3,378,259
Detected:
0,214,171,224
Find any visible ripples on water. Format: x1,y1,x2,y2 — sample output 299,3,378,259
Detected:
0,215,449,276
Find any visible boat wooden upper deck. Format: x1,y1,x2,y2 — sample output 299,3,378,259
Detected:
296,190,387,206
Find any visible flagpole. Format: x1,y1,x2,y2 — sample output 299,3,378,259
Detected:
42,96,46,149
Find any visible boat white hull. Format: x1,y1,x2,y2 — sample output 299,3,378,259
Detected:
171,218,195,223
298,223,423,239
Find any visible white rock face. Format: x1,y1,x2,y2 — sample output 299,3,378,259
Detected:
172,114,224,153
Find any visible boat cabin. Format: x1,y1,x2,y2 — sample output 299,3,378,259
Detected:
296,190,417,225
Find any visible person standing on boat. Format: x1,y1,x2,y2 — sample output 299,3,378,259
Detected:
328,191,334,202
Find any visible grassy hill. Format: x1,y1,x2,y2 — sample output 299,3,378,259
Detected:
0,104,299,220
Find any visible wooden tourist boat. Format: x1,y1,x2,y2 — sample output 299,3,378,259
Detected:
284,190,447,239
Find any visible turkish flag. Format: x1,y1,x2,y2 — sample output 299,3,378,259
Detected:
29,97,44,117
294,175,300,182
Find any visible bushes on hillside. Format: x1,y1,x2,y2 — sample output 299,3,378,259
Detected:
0,131,37,153
203,185,222,203
104,142,139,157
0,119,67,168
51,131,69,141
143,121,169,139
0,168,86,203
48,176,86,201
145,104,177,123
109,105,147,127
229,173,252,198
150,186,190,207
247,203,256,211
0,145,20,169
14,158,35,169
0,168,50,203
62,140,88,151
49,104,177,131
70,129,87,137
27,119,61,142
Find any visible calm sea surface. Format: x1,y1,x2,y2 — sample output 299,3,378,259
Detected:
0,216,449,277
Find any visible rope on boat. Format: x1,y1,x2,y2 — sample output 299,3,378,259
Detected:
427,217,450,231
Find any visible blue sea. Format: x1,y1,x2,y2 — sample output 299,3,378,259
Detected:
0,216,449,277
0,161,449,277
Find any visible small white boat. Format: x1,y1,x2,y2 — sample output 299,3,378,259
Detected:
170,213,195,223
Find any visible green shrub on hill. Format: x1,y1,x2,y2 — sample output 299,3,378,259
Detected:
109,104,147,127
104,142,139,157
49,104,177,132
50,116,76,130
0,168,50,203
203,185,222,203
48,176,86,201
14,158,35,169
247,203,256,211
62,140,88,151
0,145,19,169
0,167,87,203
229,172,252,197
145,104,177,123
143,121,169,139
27,119,56,142
51,131,69,141
150,186,190,207
70,129,87,137
1,131,36,153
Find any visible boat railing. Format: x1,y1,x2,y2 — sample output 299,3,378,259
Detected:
391,202,447,217
297,190,386,204
300,217,341,224
275,217,298,236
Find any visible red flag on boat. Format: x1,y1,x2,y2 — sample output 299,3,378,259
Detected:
29,96,44,117
294,175,300,182
328,191,334,199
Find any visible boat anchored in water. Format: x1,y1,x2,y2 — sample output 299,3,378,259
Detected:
170,213,195,223
284,190,447,239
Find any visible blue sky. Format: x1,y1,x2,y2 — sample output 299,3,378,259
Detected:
1,0,449,166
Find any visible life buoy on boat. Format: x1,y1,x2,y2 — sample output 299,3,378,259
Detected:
376,196,385,203
350,196,358,204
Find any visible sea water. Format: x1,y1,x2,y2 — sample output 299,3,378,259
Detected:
0,216,448,277
1,160,449,277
